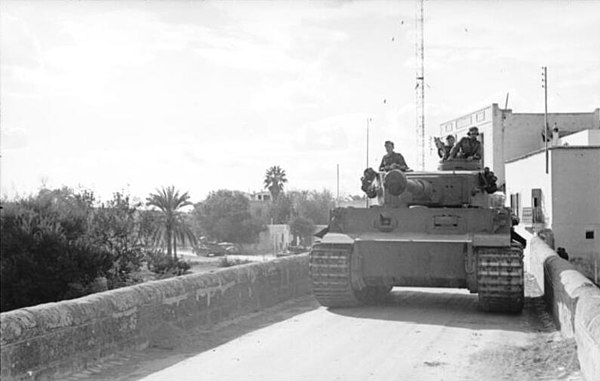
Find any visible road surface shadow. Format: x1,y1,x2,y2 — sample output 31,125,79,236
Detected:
326,273,553,333
327,287,556,334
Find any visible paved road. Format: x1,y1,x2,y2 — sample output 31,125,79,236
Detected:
128,287,579,381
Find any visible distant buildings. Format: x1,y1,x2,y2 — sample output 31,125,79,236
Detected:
439,104,600,187
505,130,599,280
247,190,272,222
440,104,600,281
243,190,294,254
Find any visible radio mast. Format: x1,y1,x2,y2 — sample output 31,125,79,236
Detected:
415,0,425,170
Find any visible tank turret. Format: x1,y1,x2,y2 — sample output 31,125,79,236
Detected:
361,167,498,208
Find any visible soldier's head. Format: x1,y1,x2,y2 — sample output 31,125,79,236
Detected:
446,135,455,145
467,127,479,140
384,140,395,154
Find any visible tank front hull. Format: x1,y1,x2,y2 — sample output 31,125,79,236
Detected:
355,239,468,288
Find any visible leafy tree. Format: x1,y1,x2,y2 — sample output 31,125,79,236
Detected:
137,209,163,248
0,189,112,312
146,186,196,259
290,216,315,247
291,189,335,225
264,165,287,202
194,190,265,244
267,193,293,224
90,192,145,288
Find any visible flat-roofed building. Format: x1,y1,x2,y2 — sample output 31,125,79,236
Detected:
505,130,600,282
439,104,599,188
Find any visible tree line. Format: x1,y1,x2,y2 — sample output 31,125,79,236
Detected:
0,165,336,312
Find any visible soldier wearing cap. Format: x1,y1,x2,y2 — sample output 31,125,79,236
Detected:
449,126,482,160
379,140,409,172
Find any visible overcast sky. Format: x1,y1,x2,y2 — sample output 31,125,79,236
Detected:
2,0,599,203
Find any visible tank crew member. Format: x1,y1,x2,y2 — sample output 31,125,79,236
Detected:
510,213,527,248
436,134,455,160
449,126,482,160
379,140,409,172
557,247,569,261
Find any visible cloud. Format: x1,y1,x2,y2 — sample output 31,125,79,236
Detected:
0,13,44,69
423,2,600,69
2,1,598,201
1,126,29,150
292,113,370,152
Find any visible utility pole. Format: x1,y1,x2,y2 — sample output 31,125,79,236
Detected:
336,164,340,205
542,66,549,174
415,0,425,171
366,118,372,168
366,118,372,208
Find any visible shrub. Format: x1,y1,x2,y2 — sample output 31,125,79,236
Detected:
1,202,112,311
218,256,252,268
146,250,191,276
0,188,145,312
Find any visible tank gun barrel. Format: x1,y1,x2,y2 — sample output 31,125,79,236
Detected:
384,169,431,198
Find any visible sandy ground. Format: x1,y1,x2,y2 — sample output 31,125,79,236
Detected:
64,277,581,381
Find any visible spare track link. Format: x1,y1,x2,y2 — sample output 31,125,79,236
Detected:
477,245,524,313
309,243,361,308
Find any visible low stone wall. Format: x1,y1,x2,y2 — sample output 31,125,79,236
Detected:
1,254,310,381
532,237,600,381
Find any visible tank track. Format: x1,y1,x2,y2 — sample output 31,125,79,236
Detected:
309,243,361,307
309,243,392,307
477,244,524,313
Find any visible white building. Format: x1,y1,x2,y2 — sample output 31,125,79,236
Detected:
240,224,292,255
439,104,600,188
505,129,600,280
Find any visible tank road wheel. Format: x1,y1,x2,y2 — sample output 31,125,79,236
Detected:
309,243,363,308
476,244,524,313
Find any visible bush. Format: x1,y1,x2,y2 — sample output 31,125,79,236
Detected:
218,256,252,268
0,188,145,312
1,202,112,311
146,250,191,276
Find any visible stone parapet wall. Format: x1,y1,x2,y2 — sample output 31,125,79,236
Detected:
531,236,600,381
1,254,310,381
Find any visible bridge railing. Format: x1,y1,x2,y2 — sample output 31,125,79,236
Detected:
530,236,600,381
0,254,310,381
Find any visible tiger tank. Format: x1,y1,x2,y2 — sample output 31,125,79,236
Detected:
309,160,524,313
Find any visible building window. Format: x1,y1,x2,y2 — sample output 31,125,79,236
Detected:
457,115,472,128
531,189,543,223
586,230,595,239
476,111,485,122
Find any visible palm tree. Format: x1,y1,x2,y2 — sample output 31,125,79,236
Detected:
264,166,288,202
146,186,196,259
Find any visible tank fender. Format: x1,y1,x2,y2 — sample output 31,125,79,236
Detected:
473,233,510,247
320,233,355,245
317,233,366,290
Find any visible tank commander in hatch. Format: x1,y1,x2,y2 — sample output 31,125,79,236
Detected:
449,126,482,160
379,140,409,172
